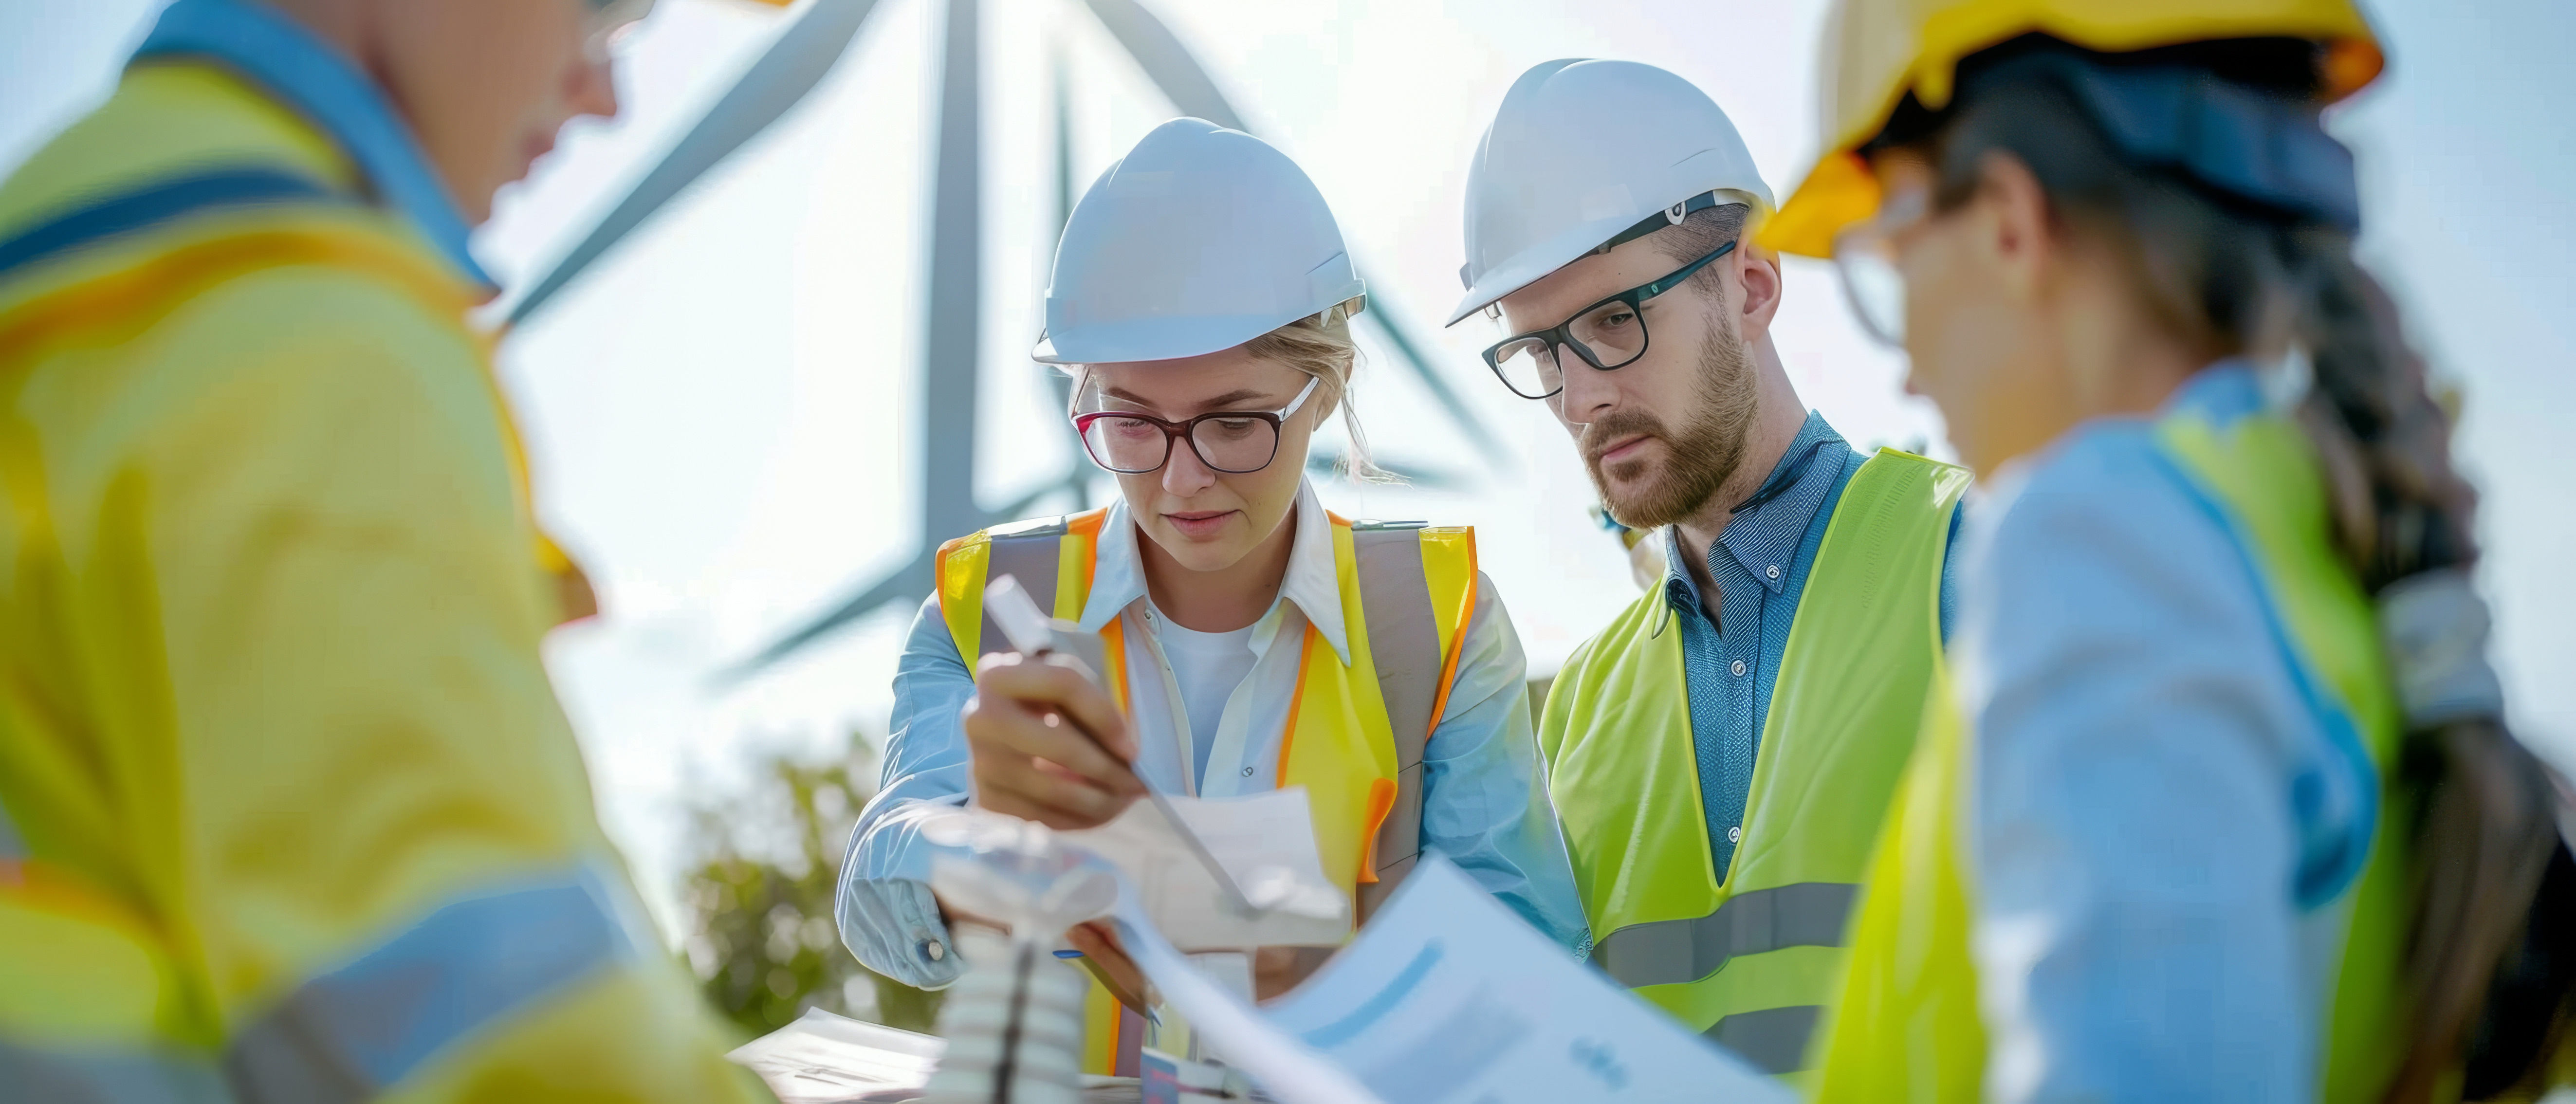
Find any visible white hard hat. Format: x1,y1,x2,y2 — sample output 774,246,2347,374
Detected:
1034,118,1365,365
1448,60,1775,326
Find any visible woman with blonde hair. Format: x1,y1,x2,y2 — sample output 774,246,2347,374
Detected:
833,118,1586,1076
1761,1,2576,1099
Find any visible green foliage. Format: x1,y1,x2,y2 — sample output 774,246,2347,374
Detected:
679,730,946,1036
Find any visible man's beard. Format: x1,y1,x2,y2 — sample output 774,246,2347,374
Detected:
1579,316,1760,530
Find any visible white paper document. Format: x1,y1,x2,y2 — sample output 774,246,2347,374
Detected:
726,1008,1143,1104
1064,787,1347,952
1180,856,1793,1104
724,1008,942,1103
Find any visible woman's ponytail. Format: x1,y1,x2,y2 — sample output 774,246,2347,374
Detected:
1915,46,2576,1095
2280,229,2575,1102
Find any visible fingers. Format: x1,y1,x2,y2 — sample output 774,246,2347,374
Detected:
962,655,1144,830
975,652,1137,763
965,727,1135,828
1067,921,1149,1012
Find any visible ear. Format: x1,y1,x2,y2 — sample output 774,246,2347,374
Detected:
1735,244,1785,341
1974,150,2057,304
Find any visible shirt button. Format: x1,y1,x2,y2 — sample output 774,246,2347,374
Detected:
1240,766,1254,777
1730,659,1747,677
1728,826,1742,844
922,939,946,962
1766,564,1781,581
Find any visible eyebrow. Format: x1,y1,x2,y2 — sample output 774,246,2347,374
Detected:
1095,385,1278,415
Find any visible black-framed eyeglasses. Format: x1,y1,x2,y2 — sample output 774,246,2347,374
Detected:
1071,376,1320,475
1479,239,1737,401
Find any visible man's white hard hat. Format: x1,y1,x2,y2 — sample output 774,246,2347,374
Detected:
1034,118,1365,365
1448,59,1774,327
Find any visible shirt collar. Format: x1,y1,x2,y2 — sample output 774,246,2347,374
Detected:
2168,358,2268,427
130,0,495,293
1665,410,1851,605
1078,479,1354,663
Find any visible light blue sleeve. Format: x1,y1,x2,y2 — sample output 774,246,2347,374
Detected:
1417,573,1595,958
836,594,976,989
1961,426,2338,1103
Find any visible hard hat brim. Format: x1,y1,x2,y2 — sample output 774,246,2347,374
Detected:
1445,209,1647,327
1031,279,1363,366
1757,151,1881,260
1774,0,2386,261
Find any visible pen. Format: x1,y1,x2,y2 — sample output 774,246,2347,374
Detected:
985,575,1265,918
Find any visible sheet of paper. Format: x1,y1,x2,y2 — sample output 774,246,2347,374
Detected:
1065,787,1347,951
724,1008,941,1104
725,1008,1144,1104
1111,890,1390,1104
1259,857,1796,1104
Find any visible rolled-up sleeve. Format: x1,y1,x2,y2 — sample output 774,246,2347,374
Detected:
1418,574,1593,957
837,595,976,988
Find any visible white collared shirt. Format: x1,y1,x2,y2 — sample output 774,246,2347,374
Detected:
1077,481,1354,798
838,478,1592,987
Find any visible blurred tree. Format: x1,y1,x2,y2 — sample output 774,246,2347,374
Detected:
679,729,946,1036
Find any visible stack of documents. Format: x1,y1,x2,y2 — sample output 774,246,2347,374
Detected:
754,788,1791,1103
726,1008,1141,1104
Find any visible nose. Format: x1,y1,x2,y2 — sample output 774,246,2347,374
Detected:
1553,345,1623,427
1159,434,1217,497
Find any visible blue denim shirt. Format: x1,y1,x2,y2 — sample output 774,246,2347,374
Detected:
1662,412,1963,880
1961,364,2379,1103
839,496,1591,990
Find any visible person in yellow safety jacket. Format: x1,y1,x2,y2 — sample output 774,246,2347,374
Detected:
1441,60,1971,1080
833,118,1590,1077
0,0,784,1099
1759,0,2576,1100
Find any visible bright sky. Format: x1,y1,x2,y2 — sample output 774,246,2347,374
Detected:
4,0,2569,935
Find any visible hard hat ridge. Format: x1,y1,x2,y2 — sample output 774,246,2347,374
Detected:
1034,118,1365,366
1449,59,1774,327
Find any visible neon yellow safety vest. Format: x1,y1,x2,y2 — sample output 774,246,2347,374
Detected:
1539,448,1970,1079
933,507,1483,1076
0,61,755,1103
1809,404,2411,1103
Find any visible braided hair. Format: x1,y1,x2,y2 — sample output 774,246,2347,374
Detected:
1893,35,2574,1101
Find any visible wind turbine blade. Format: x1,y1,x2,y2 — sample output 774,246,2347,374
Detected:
1076,0,1504,469
508,0,890,326
1075,0,1243,130
726,0,984,678
1356,290,1511,467
717,547,933,683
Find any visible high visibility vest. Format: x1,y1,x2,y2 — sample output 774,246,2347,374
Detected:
1539,448,1969,1080
932,507,1482,1076
1808,403,2410,1103
0,62,741,1104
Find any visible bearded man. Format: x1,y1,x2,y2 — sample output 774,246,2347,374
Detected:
1445,59,1969,1079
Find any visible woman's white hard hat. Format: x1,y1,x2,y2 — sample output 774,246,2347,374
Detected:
1033,118,1365,365
1449,59,1774,327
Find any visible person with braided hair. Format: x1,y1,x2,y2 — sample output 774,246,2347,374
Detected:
1756,1,2576,1101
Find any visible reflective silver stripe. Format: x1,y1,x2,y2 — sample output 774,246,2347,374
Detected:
222,866,632,1104
1703,1005,1822,1075
1350,524,1440,918
976,518,1070,659
0,791,25,861
1593,882,1858,989
0,1036,232,1104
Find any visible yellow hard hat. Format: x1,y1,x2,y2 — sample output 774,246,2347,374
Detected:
1760,0,2384,257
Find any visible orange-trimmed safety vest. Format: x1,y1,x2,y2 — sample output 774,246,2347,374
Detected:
932,507,1481,1076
